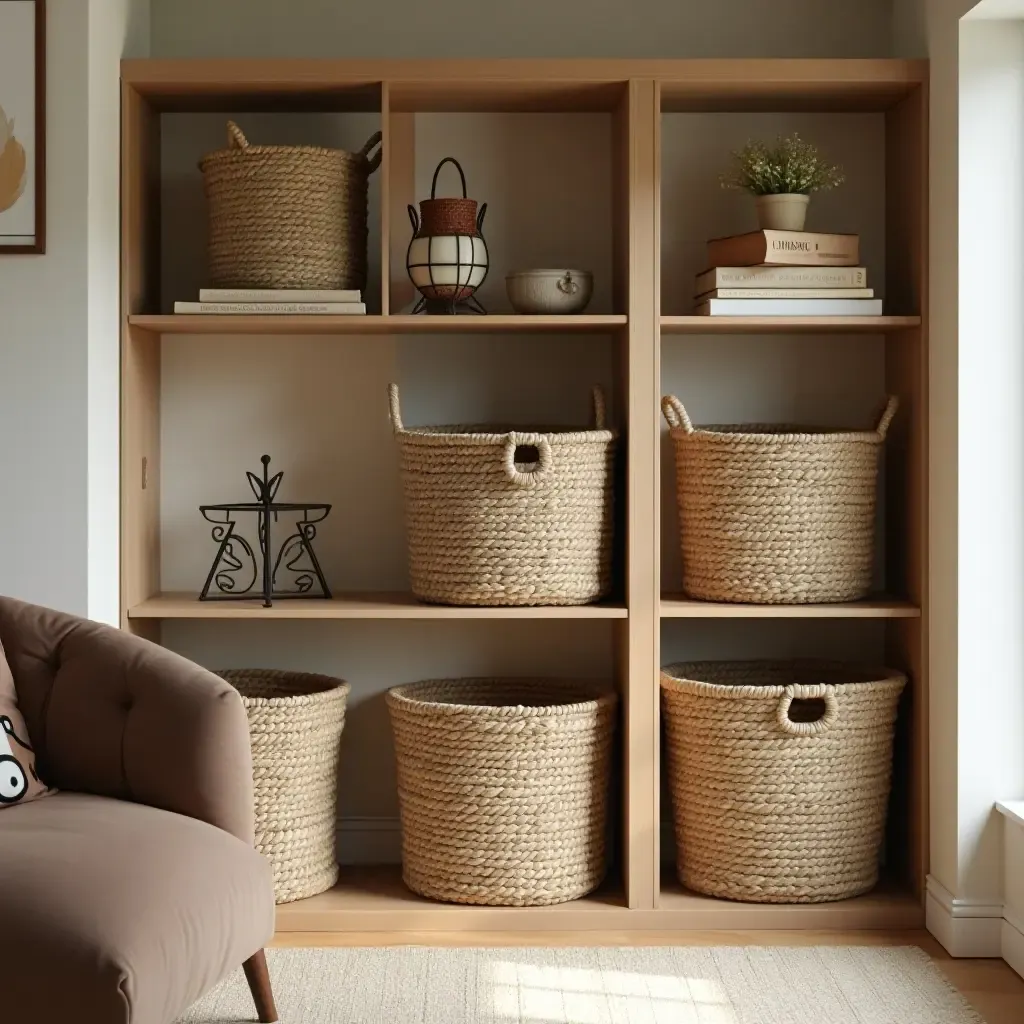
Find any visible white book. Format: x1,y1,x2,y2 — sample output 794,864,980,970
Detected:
697,287,874,300
694,298,883,316
695,266,868,292
174,301,367,315
198,288,361,303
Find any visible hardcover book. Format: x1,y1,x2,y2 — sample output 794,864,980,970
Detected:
694,266,867,292
695,297,882,316
707,230,860,268
174,301,367,315
198,288,362,303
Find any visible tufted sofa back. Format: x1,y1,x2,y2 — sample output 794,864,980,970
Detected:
0,597,255,844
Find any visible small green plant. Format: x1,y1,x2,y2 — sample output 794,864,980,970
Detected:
721,133,844,196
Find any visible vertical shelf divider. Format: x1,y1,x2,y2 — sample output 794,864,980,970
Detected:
621,78,661,911
385,88,416,317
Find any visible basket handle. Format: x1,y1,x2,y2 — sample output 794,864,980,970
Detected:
592,385,607,429
387,383,404,432
430,157,468,199
359,131,383,175
661,395,694,433
776,684,839,737
503,433,553,487
875,396,899,440
227,121,249,150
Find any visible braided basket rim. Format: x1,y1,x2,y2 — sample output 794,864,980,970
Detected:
200,145,373,170
395,425,616,445
665,423,887,444
217,669,350,708
387,678,618,719
661,659,906,700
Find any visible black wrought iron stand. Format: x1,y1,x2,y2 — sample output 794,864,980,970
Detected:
198,455,332,607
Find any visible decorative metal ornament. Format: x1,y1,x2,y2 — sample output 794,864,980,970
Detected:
407,157,488,314
198,455,332,607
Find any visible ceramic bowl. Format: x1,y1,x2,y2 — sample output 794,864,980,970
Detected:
506,269,594,314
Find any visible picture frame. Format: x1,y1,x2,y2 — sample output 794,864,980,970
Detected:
0,0,45,254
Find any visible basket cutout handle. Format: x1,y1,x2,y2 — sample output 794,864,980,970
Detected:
504,433,553,487
661,395,694,433
227,121,249,150
359,131,383,175
875,396,899,439
776,684,839,736
430,157,468,199
592,385,607,429
387,383,404,432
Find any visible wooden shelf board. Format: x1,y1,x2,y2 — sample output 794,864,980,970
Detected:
128,592,628,620
273,866,922,932
661,315,921,334
129,314,628,336
121,58,925,115
660,596,920,619
656,875,923,931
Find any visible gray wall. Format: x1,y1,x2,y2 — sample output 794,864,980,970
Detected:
151,0,895,58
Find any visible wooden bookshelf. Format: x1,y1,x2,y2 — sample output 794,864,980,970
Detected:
660,315,920,334
130,313,628,335
120,57,928,936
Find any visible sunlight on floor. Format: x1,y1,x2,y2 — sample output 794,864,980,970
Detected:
488,958,738,1023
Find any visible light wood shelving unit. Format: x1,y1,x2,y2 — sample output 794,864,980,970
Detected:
121,57,928,934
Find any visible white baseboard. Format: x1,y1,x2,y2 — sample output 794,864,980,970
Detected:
925,876,1003,958
337,817,401,865
1003,910,1024,980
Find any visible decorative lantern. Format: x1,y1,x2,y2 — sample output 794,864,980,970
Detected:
407,157,488,314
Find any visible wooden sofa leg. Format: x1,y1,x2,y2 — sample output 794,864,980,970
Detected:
243,949,279,1023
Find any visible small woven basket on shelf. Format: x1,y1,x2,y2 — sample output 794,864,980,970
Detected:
218,669,350,904
661,660,906,904
199,121,382,290
387,678,618,906
661,395,898,604
389,384,616,607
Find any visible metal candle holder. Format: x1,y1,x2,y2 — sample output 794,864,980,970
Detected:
198,455,332,607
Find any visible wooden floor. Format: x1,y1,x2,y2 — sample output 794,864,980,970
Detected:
271,929,1024,1023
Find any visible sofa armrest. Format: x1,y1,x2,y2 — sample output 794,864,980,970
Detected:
0,598,254,844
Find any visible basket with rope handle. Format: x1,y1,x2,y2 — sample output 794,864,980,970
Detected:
388,383,617,606
660,659,906,903
200,121,382,290
661,395,898,604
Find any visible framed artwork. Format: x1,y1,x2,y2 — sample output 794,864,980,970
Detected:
0,0,44,254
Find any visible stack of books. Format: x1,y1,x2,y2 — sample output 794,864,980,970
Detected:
174,288,367,315
695,229,880,316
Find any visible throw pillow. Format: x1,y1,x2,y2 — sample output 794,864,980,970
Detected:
0,636,50,806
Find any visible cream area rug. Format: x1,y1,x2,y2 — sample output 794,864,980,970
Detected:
178,946,984,1023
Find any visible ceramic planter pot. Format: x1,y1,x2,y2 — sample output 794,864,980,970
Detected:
755,193,810,232
506,269,593,314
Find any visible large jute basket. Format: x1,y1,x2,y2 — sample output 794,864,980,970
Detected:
661,660,906,903
199,122,382,290
388,384,616,606
387,678,618,906
218,669,349,904
661,395,898,604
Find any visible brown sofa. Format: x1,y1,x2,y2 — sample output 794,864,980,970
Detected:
0,597,278,1024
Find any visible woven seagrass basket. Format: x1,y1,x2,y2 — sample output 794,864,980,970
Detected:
218,669,349,904
199,122,382,290
661,660,906,903
661,395,898,604
388,384,616,607
387,678,618,906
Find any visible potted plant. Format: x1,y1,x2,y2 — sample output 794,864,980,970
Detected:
721,133,844,232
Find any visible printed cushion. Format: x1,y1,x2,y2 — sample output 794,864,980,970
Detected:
0,636,50,807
